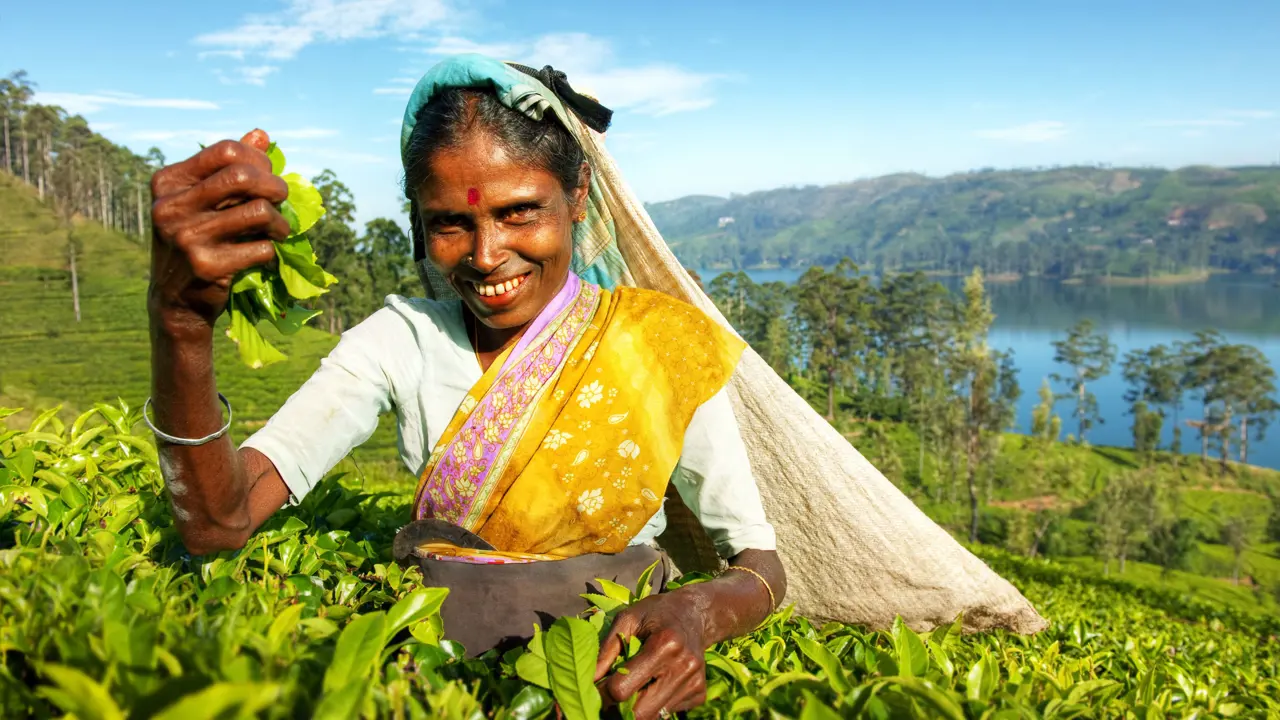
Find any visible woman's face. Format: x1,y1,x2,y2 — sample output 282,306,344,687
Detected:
415,130,586,331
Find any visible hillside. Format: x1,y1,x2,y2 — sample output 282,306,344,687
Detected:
647,165,1280,279
0,172,402,459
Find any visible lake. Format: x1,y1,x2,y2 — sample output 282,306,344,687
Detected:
700,269,1280,470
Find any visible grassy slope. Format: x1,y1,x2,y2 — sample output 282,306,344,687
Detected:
0,173,400,458
840,415,1280,614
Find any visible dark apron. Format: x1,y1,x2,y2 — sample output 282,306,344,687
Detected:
393,519,674,657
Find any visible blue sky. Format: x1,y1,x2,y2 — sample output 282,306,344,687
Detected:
4,0,1279,227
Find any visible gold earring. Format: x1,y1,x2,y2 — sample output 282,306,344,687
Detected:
575,212,587,223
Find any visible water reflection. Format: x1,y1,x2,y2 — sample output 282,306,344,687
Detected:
699,269,1280,468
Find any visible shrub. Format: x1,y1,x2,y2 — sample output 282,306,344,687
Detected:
2,402,1279,718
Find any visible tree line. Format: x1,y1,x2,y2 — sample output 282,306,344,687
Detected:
705,265,1280,551
2,69,417,332
2,70,160,240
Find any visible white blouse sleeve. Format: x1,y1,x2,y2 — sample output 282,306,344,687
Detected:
671,387,777,558
240,306,422,504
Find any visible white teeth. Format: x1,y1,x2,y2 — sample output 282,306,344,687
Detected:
473,274,525,298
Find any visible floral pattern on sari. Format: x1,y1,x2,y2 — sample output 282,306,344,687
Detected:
412,281,745,559
414,282,601,526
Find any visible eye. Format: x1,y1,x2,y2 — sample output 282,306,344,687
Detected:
428,214,468,234
502,203,541,223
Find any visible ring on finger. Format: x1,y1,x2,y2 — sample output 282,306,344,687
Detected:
658,708,670,719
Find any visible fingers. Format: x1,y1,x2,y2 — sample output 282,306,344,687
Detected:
240,128,270,152
194,163,290,211
606,625,686,702
596,612,641,681
152,138,273,200
195,198,293,243
186,239,277,286
632,658,704,720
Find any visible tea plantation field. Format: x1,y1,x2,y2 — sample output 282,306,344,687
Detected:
2,403,1279,719
0,172,401,457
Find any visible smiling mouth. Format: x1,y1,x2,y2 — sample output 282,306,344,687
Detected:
470,272,530,298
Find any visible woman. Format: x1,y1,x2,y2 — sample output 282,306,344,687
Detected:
147,54,785,717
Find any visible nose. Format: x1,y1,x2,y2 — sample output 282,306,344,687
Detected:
469,221,508,275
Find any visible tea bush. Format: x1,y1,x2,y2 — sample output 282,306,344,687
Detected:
2,403,1278,718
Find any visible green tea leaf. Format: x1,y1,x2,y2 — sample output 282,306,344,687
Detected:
267,142,286,175
891,616,928,677
152,682,280,720
35,664,125,720
596,578,632,603
515,649,551,689
2,446,35,482
965,654,995,702
323,611,389,693
507,685,554,720
798,690,843,720
581,593,627,613
758,671,823,697
281,173,325,236
384,587,449,641
704,650,752,688
881,677,965,720
226,302,288,369
313,681,367,720
544,616,601,720
634,560,660,599
276,238,338,300
795,635,851,693
266,603,305,655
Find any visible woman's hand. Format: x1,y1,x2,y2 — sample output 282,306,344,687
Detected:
594,550,785,719
146,129,293,556
149,129,291,334
594,593,709,719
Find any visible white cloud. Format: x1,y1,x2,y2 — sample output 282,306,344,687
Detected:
128,129,241,147
271,127,340,139
34,92,220,114
217,65,280,86
303,148,390,164
1146,119,1244,128
1221,109,1275,120
194,0,452,60
402,32,719,116
129,127,339,146
199,49,246,61
975,121,1068,143
424,36,524,59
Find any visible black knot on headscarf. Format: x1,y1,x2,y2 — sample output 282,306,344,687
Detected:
506,63,613,134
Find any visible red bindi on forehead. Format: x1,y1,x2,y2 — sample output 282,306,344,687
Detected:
467,188,480,205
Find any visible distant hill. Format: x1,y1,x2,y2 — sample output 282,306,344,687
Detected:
645,166,1280,279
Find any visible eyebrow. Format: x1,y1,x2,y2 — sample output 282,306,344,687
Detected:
421,197,547,216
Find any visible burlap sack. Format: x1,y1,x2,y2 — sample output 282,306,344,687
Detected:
576,129,1048,635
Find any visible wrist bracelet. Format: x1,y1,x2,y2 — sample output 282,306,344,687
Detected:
725,564,777,612
143,393,233,446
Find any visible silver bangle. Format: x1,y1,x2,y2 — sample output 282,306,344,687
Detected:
143,393,233,446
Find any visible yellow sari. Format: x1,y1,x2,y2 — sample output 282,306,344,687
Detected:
411,276,744,560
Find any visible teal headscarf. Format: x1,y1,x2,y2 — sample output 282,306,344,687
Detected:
401,54,630,298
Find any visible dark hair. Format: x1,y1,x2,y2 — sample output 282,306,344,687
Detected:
402,87,585,200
